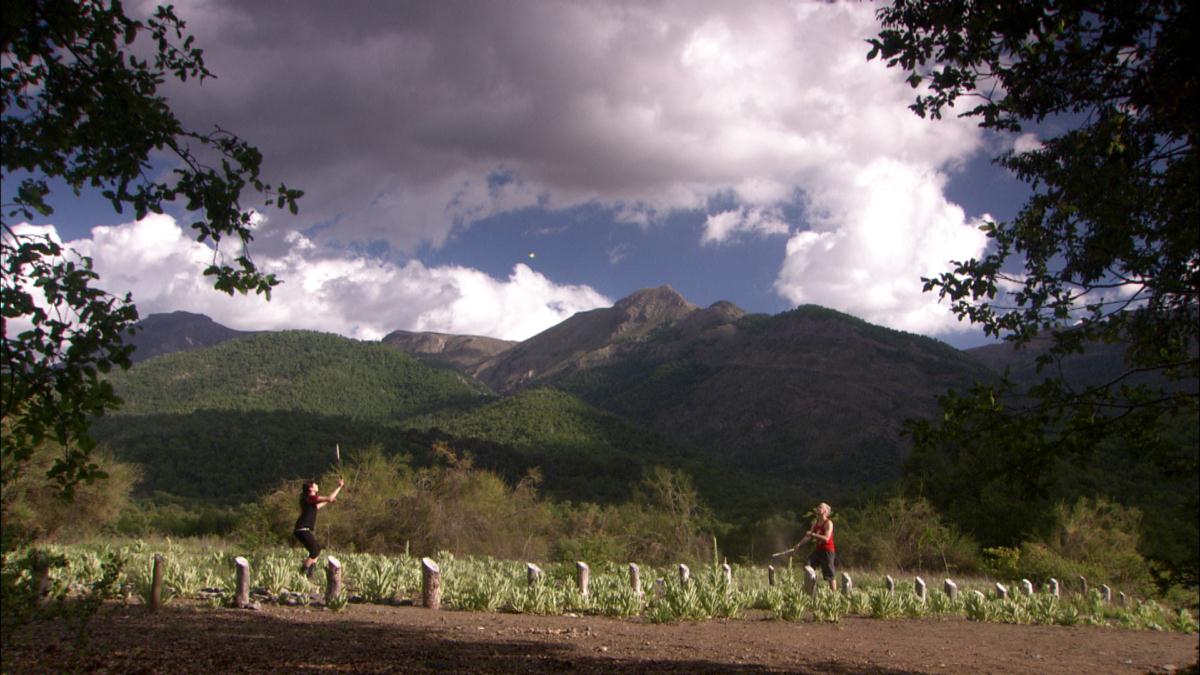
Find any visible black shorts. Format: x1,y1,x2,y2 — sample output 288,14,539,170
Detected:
809,549,836,580
294,528,321,558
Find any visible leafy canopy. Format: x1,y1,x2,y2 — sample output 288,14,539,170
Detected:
868,1,1198,478
1,0,301,497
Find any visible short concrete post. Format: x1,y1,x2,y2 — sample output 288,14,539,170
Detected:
803,565,818,597
885,575,895,595
1021,578,1034,596
972,590,986,602
914,576,926,603
576,561,590,597
1078,575,1087,596
767,565,776,586
677,563,690,585
840,572,852,595
150,553,165,611
421,557,441,610
943,578,957,600
995,582,1008,600
32,551,52,607
526,562,543,586
325,556,343,605
1100,584,1112,603
629,563,641,596
722,563,732,586
1048,578,1060,597
1118,591,1127,606
234,556,251,608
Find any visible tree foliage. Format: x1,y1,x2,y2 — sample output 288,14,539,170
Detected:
0,430,139,549
871,2,1198,497
1,0,301,496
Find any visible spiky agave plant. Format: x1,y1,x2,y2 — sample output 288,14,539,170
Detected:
772,582,811,622
868,588,901,619
810,587,848,623
354,555,400,604
963,591,991,622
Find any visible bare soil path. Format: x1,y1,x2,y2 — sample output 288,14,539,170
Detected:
3,601,1197,674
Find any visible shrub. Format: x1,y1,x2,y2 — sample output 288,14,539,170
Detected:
838,496,979,573
1020,498,1156,595
981,546,1021,580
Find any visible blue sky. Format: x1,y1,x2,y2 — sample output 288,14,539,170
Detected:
6,1,1038,348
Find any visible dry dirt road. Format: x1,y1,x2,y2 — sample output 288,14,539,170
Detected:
3,601,1198,674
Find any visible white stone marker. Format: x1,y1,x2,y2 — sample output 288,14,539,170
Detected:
1021,578,1034,596
325,556,343,605
421,557,441,609
526,562,543,586
803,566,818,597
576,561,590,597
234,556,251,609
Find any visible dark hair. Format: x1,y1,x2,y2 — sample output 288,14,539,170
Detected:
299,481,316,507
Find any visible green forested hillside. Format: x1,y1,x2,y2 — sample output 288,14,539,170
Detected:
75,310,1198,585
94,332,698,506
551,305,995,498
403,387,753,505
107,331,491,420
97,308,994,518
408,387,669,455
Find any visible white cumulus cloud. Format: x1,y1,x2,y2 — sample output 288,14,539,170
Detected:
702,207,789,245
104,0,1001,336
774,159,990,334
32,216,610,341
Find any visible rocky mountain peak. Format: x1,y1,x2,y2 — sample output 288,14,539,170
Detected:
129,311,252,362
611,286,697,335
471,286,700,392
614,285,695,314
382,330,516,370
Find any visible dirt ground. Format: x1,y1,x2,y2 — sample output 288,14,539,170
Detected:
3,600,1197,674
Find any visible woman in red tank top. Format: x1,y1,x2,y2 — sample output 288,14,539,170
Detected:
794,502,837,591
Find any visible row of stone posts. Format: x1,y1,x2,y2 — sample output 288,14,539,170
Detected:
758,565,1121,605
130,553,1125,611
426,563,1122,609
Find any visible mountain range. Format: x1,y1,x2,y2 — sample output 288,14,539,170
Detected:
96,287,1096,513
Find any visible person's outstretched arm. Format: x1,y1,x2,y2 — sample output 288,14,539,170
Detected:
316,478,346,509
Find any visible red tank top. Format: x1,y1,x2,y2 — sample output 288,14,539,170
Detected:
811,520,835,551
